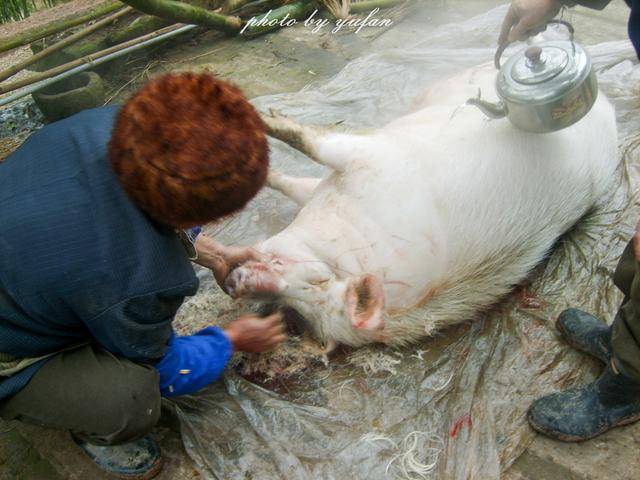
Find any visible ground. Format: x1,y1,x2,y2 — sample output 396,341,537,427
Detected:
0,0,639,479
0,0,107,87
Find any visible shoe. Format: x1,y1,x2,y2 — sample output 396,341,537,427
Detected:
72,434,163,480
556,308,611,363
528,362,640,442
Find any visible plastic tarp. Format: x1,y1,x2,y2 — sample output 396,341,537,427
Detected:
172,5,640,479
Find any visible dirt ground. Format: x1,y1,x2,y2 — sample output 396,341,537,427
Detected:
0,1,639,479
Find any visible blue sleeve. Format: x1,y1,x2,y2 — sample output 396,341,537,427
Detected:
155,326,234,397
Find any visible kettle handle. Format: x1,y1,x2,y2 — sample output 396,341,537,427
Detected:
494,19,575,69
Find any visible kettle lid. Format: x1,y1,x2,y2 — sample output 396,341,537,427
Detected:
497,41,592,104
511,46,568,84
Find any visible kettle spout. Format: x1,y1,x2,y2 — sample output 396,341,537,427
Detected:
466,97,508,119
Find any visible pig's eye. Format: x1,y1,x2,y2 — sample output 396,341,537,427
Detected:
309,279,330,288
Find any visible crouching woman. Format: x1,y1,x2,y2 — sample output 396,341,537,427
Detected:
0,73,285,479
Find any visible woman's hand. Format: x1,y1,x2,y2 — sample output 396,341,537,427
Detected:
194,234,263,288
210,244,261,287
224,312,287,353
499,0,563,45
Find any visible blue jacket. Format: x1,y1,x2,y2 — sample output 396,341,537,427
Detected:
574,0,640,57
0,106,232,400
628,0,640,57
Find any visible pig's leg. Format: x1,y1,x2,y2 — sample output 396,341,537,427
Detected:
262,110,349,171
267,171,322,206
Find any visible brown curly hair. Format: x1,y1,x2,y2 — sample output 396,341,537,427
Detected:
109,72,269,228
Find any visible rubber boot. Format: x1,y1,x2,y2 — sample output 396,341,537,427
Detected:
528,361,640,442
556,308,612,363
72,434,163,480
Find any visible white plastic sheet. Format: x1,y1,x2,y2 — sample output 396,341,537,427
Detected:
173,5,640,479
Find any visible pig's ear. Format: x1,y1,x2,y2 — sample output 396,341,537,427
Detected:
347,274,385,330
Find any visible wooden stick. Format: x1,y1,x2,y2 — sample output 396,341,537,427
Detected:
0,1,124,54
121,0,242,33
0,24,184,95
0,7,134,83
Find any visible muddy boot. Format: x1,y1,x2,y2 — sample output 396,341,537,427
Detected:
528,362,640,442
556,308,612,363
72,434,163,480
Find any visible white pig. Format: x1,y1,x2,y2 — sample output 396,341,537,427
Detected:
221,63,618,348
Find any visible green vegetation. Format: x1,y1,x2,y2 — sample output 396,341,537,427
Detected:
1,0,65,24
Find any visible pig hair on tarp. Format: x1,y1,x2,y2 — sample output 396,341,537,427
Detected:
360,430,444,479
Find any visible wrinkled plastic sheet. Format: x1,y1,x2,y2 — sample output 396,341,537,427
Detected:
172,5,640,479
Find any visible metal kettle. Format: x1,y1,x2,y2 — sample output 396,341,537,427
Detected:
468,21,598,134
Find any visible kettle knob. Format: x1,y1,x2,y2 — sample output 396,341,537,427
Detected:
525,46,543,63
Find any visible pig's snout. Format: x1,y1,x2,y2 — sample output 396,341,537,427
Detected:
223,262,285,298
224,267,248,298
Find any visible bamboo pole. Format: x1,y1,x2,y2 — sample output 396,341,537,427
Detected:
0,7,134,83
106,14,173,45
229,0,282,17
349,0,405,13
219,0,257,14
0,23,185,95
0,1,124,54
0,24,197,108
121,0,241,33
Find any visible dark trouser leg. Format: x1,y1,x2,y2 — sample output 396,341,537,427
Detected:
611,240,640,381
0,344,161,446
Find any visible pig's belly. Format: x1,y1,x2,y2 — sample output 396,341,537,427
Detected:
407,94,617,275
294,88,616,311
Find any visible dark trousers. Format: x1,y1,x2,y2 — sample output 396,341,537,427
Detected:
0,344,161,445
612,240,640,381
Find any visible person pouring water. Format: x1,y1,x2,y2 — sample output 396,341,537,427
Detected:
499,0,640,442
500,1,639,56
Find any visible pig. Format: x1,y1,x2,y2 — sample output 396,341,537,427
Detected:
219,63,618,349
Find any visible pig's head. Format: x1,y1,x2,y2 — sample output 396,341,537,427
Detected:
224,239,386,346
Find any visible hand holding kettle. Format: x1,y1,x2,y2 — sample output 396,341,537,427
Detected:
468,18,598,133
499,0,564,44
